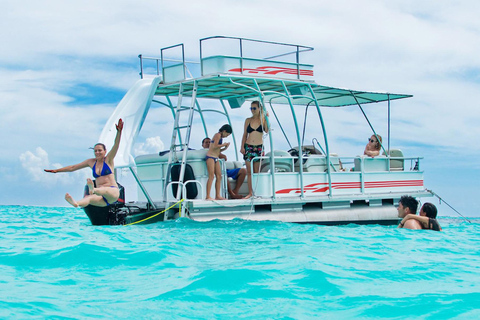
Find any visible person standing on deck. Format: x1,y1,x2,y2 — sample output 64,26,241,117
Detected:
202,137,246,199
240,101,269,199
205,125,232,200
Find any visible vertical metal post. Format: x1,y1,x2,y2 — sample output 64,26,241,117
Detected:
296,46,300,80
251,79,275,199
307,86,332,197
200,39,204,76
281,82,305,199
387,95,391,154
240,38,244,75
182,44,186,80
387,95,391,171
160,49,165,83
138,54,144,79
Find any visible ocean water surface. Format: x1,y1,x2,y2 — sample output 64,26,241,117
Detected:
1,205,479,319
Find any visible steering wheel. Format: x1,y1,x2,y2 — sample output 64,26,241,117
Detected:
288,148,309,164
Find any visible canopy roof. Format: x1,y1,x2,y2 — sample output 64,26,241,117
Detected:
154,74,412,107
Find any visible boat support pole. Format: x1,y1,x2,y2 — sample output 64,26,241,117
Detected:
307,86,332,197
280,82,305,199
252,79,276,200
387,95,391,170
129,167,157,210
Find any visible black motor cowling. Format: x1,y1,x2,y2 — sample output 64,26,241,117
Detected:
82,182,126,225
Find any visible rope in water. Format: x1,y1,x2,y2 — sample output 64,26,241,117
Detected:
123,199,184,226
426,189,470,223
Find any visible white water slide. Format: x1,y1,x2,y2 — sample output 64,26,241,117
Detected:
98,76,162,168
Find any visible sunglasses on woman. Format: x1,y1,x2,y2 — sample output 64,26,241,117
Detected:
369,139,376,143
250,107,257,111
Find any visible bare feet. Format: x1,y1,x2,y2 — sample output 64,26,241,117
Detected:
244,193,253,199
86,178,94,195
65,193,79,208
205,197,214,201
215,196,227,200
229,192,243,199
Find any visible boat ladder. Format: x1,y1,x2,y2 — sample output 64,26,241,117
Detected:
164,81,198,219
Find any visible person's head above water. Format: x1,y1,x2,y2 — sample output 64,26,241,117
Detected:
420,202,438,219
397,195,418,218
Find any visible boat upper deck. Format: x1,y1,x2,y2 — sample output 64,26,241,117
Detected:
140,36,412,107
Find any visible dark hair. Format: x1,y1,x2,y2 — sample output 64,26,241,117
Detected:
219,124,232,134
421,202,438,219
94,143,106,151
202,137,210,144
399,195,418,214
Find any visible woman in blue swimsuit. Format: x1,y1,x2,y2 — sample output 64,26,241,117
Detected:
205,124,232,200
45,119,124,208
240,101,269,199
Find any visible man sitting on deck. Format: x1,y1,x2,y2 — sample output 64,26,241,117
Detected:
202,138,246,199
397,195,422,229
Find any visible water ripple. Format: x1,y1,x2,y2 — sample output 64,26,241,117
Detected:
0,206,479,319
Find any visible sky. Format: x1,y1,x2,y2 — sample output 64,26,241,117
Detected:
0,0,479,217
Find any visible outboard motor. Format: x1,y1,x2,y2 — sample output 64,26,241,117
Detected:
82,181,126,225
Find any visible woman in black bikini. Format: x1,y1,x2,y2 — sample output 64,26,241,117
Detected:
44,119,124,208
240,101,269,199
205,124,232,200
399,202,442,231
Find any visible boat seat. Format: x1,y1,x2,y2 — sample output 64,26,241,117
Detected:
260,150,294,173
135,149,209,177
383,149,404,171
302,155,341,172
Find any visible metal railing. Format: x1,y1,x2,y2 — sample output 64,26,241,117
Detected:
199,36,314,79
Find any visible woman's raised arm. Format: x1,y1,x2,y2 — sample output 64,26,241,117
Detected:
106,119,124,162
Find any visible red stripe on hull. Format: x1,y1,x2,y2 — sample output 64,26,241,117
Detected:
276,180,423,194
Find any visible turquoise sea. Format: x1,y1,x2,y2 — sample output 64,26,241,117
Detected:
1,206,479,319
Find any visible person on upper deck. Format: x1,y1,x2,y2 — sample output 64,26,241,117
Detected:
399,202,442,231
364,134,382,157
240,101,269,199
396,195,423,230
205,125,232,201
202,137,246,199
44,119,124,208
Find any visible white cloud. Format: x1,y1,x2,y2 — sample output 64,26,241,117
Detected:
134,136,165,156
19,147,89,185
1,0,480,207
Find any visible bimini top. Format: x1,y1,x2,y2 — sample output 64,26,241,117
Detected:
153,74,412,107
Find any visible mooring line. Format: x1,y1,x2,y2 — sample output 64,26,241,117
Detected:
426,189,471,223
123,199,184,226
